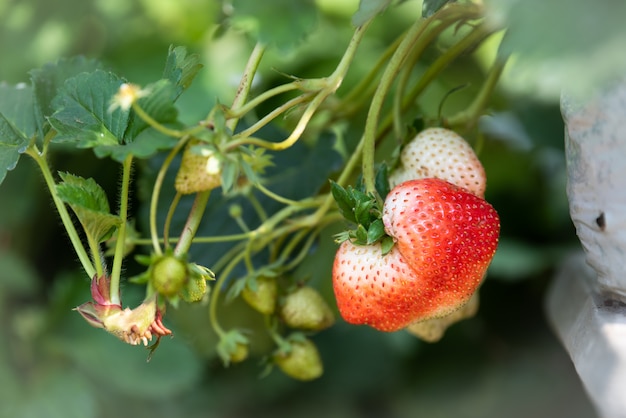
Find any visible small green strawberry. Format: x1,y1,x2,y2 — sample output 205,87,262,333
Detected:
274,338,323,381
241,275,278,315
175,138,222,194
280,286,335,331
151,255,188,297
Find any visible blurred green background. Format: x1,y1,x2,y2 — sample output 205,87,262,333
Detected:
2,0,619,416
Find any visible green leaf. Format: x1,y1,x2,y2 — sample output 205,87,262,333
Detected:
56,173,121,243
231,0,318,51
93,129,179,162
352,0,392,26
422,0,453,17
0,82,38,139
49,70,130,147
330,181,357,223
123,79,179,142
162,45,203,100
29,56,102,129
0,114,29,185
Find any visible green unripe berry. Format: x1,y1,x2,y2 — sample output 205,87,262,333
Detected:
151,256,188,297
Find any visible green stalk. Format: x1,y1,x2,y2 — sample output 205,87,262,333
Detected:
361,18,431,197
25,146,96,278
445,55,508,129
149,136,190,255
109,154,133,305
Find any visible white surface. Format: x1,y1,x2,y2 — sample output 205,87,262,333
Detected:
548,252,626,418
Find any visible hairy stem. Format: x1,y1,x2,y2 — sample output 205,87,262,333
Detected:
25,146,96,278
109,154,133,305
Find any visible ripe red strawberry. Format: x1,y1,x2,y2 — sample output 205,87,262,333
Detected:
332,240,426,332
382,178,499,319
390,128,486,197
332,178,499,332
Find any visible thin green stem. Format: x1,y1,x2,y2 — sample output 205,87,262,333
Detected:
25,147,96,278
174,190,211,257
229,93,314,145
209,251,246,337
445,54,508,130
109,155,133,305
85,233,105,278
227,42,266,133
163,192,182,250
131,102,185,137
225,82,301,119
149,136,190,255
362,3,485,196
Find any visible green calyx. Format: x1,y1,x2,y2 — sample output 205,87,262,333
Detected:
330,163,394,253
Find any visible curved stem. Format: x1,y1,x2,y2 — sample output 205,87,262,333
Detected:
163,191,182,250
131,102,184,137
149,136,190,255
386,23,494,139
445,54,508,130
228,93,314,145
361,18,431,197
109,154,133,305
225,82,301,119
25,147,96,278
209,251,246,337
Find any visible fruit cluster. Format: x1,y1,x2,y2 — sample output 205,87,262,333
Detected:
332,128,500,336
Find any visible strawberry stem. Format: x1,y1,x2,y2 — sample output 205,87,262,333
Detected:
25,145,96,279
109,154,133,305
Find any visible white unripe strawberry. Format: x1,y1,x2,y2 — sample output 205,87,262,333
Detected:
389,127,486,198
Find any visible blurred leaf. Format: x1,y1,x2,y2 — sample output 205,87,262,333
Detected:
231,0,318,51
49,70,129,147
487,0,626,100
352,0,392,26
61,328,203,399
0,114,29,186
57,172,121,243
0,82,38,139
5,368,96,418
422,0,453,17
162,45,203,100
0,250,39,295
29,56,102,121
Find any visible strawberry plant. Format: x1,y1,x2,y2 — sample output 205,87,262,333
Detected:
4,0,611,413
1,0,503,373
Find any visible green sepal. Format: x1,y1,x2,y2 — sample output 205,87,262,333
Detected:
330,181,356,224
374,162,391,199
367,219,386,244
380,236,395,255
